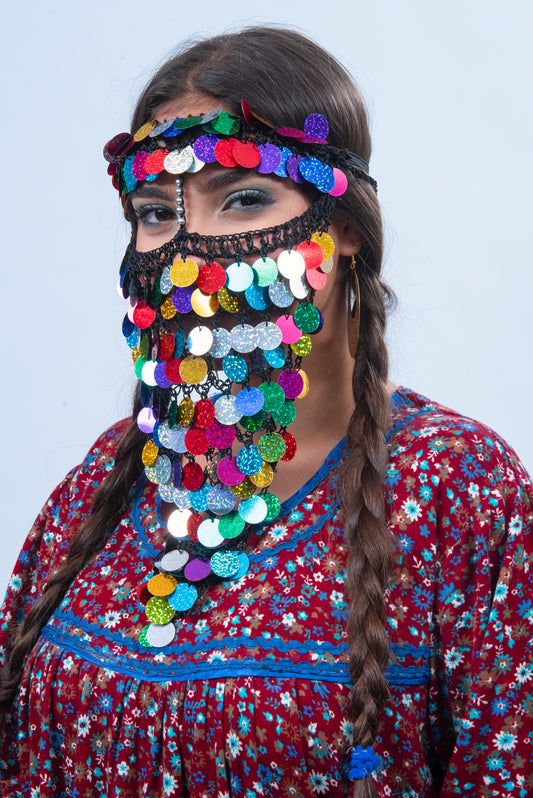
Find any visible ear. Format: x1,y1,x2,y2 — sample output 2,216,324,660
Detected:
333,221,363,258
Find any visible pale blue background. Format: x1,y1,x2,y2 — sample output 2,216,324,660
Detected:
1,1,532,597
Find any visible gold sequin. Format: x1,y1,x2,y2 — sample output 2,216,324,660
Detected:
230,477,256,499
142,439,159,466
148,573,177,597
320,256,334,274
250,461,274,488
191,288,219,318
134,120,157,142
178,397,195,425
218,287,241,313
298,369,310,398
131,347,141,363
311,231,335,260
179,356,208,384
161,297,177,319
291,334,312,357
170,258,199,287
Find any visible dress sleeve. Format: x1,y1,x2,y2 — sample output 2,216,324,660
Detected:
0,419,129,667
431,433,533,797
0,470,80,666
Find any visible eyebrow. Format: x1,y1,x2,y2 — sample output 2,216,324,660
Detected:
130,185,173,201
130,168,271,202
204,169,253,191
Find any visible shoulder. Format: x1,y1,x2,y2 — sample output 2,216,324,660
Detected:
388,386,530,487
386,387,532,551
74,418,132,482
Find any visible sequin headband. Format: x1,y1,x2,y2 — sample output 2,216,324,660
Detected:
104,103,378,198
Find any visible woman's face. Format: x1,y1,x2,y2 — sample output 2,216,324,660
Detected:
129,96,309,252
127,97,358,343
130,165,310,253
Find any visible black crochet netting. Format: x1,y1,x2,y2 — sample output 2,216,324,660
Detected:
120,194,335,287
125,197,337,599
117,125,377,195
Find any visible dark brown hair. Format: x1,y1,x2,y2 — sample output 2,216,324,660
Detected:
0,26,394,796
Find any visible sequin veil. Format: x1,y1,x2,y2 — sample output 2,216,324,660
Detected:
104,107,375,649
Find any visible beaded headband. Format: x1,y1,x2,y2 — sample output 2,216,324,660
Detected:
105,108,365,651
104,103,377,199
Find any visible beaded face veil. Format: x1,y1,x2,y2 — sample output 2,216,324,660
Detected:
104,105,376,650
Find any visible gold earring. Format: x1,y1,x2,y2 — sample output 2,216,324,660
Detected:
347,253,360,359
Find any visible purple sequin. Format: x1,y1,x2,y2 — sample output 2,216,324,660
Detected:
278,368,304,400
184,559,211,581
193,134,219,164
286,154,304,183
172,459,182,488
172,286,194,313
256,143,282,174
303,113,329,142
154,362,172,388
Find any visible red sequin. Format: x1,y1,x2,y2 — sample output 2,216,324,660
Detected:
184,428,209,456
136,583,151,606
214,139,238,167
281,431,297,462
181,462,204,491
103,132,134,163
194,399,216,429
187,512,203,542
164,358,183,383
143,149,169,175
133,302,156,329
296,241,324,270
197,262,227,294
232,140,261,168
159,333,175,361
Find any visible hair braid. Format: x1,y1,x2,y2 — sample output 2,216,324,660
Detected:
341,266,396,797
0,393,145,734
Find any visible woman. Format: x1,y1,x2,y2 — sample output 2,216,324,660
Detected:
0,26,531,798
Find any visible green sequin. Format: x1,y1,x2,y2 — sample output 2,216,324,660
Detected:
152,276,163,306
219,512,246,539
140,334,150,360
259,383,285,412
134,356,146,380
257,433,286,462
207,111,240,136
145,596,174,624
272,401,296,427
168,400,177,428
240,410,265,431
139,625,152,648
262,492,281,523
294,303,321,333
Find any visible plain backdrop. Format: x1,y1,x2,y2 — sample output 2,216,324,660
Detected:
1,1,532,598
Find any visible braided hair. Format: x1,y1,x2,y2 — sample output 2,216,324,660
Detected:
0,27,396,795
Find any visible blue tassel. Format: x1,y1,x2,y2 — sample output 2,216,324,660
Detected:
347,745,381,780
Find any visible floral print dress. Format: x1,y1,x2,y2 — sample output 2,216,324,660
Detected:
1,387,532,797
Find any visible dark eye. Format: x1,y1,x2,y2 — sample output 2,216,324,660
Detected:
221,189,274,213
131,204,177,227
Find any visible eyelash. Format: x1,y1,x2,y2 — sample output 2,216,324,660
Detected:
130,188,275,228
221,189,274,212
131,204,176,227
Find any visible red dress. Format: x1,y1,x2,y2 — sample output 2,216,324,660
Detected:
1,387,532,797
